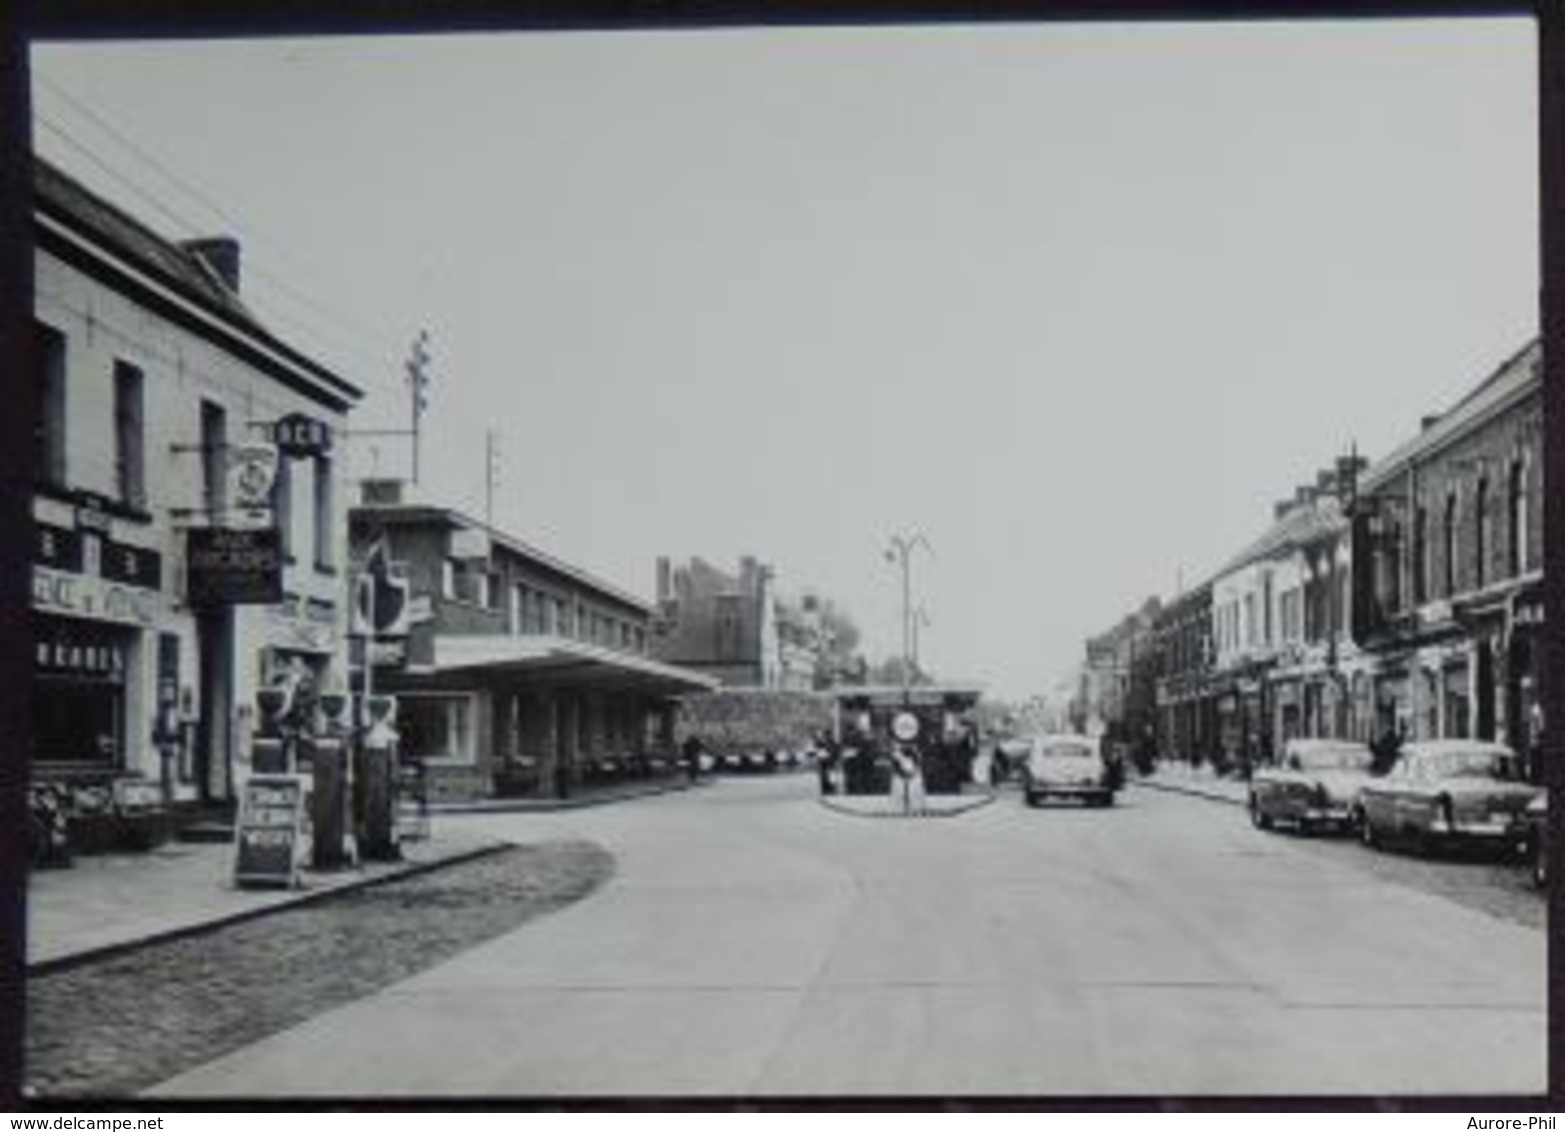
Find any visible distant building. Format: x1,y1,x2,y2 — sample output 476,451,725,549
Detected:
351,488,717,801
1077,597,1161,741
652,555,823,690
30,157,362,814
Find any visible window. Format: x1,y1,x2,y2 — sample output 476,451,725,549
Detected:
200,400,227,518
1508,459,1528,576
1244,594,1256,647
313,456,335,570
1443,493,1457,597
113,361,144,508
510,584,523,634
36,322,67,486
398,694,475,764
442,559,457,600
1412,505,1427,604
272,454,293,557
1474,477,1489,591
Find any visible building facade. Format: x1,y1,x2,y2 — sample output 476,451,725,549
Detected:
1151,582,1217,766
1351,339,1544,776
350,489,718,801
651,555,823,690
31,158,361,819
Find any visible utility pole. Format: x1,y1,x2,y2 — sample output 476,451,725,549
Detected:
406,330,431,485
485,429,501,527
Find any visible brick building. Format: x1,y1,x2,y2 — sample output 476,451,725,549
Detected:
1351,338,1544,776
651,555,822,690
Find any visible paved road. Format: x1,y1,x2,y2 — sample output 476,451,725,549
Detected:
151,775,1544,1099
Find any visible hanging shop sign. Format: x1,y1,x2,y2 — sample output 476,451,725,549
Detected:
272,413,333,460
186,527,283,606
233,773,305,889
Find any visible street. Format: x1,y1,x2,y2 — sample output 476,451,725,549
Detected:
145,774,1544,1099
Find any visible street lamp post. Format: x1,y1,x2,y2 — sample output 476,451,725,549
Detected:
884,532,932,695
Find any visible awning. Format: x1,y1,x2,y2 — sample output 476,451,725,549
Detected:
427,634,721,696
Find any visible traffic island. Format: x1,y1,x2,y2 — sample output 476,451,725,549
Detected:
819,791,995,819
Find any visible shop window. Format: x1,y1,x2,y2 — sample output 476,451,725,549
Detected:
36,322,67,487
113,361,145,509
398,695,475,764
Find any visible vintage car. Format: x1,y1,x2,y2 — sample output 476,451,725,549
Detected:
1022,734,1117,808
1357,739,1539,856
1247,738,1374,835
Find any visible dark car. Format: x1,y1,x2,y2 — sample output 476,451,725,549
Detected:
1248,738,1374,835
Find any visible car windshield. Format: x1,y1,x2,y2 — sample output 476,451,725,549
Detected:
1290,747,1371,772
1410,751,1500,780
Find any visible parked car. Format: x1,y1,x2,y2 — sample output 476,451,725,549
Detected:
1248,738,1374,835
1022,734,1117,808
1523,792,1546,888
1357,739,1539,856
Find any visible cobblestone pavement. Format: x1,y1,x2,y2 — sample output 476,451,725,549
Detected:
1248,825,1543,930
25,840,614,1099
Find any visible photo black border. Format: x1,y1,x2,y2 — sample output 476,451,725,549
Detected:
1,0,1555,1112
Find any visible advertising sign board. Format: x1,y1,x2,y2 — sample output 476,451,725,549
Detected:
233,773,306,889
187,527,283,606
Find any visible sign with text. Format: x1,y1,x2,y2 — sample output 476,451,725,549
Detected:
233,773,305,889
186,527,283,606
272,413,333,459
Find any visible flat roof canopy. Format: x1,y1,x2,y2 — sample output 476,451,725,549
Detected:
427,635,721,696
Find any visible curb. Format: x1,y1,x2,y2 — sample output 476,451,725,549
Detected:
1132,778,1248,808
428,777,710,815
819,792,997,820
29,841,514,976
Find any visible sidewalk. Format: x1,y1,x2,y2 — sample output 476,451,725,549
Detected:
1131,761,1250,807
26,829,506,971
428,773,710,815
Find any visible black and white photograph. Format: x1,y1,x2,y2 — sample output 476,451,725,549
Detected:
15,10,1550,1103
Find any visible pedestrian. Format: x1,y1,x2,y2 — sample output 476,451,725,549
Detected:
682,734,704,782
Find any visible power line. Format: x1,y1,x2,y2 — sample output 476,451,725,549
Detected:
31,95,408,402
35,74,410,354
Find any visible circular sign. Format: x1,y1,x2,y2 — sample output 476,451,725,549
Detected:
228,442,279,509
892,711,920,742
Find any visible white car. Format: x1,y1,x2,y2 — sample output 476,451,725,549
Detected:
1022,734,1116,808
1248,738,1374,835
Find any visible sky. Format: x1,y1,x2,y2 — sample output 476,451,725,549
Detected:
30,20,1539,702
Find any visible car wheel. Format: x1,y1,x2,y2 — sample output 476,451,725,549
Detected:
1249,797,1271,831
1100,792,1115,808
1296,817,1313,837
1024,792,1040,808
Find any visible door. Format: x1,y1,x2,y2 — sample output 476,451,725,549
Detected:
195,608,234,804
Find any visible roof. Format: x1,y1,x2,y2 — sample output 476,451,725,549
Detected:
34,156,362,408
1210,495,1346,582
1359,338,1541,494
351,502,653,615
1401,738,1517,758
428,635,720,695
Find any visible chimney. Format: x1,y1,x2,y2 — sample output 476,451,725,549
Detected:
1274,500,1294,521
1421,414,1441,432
1294,485,1318,507
183,237,241,294
656,557,672,603
1316,468,1338,495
